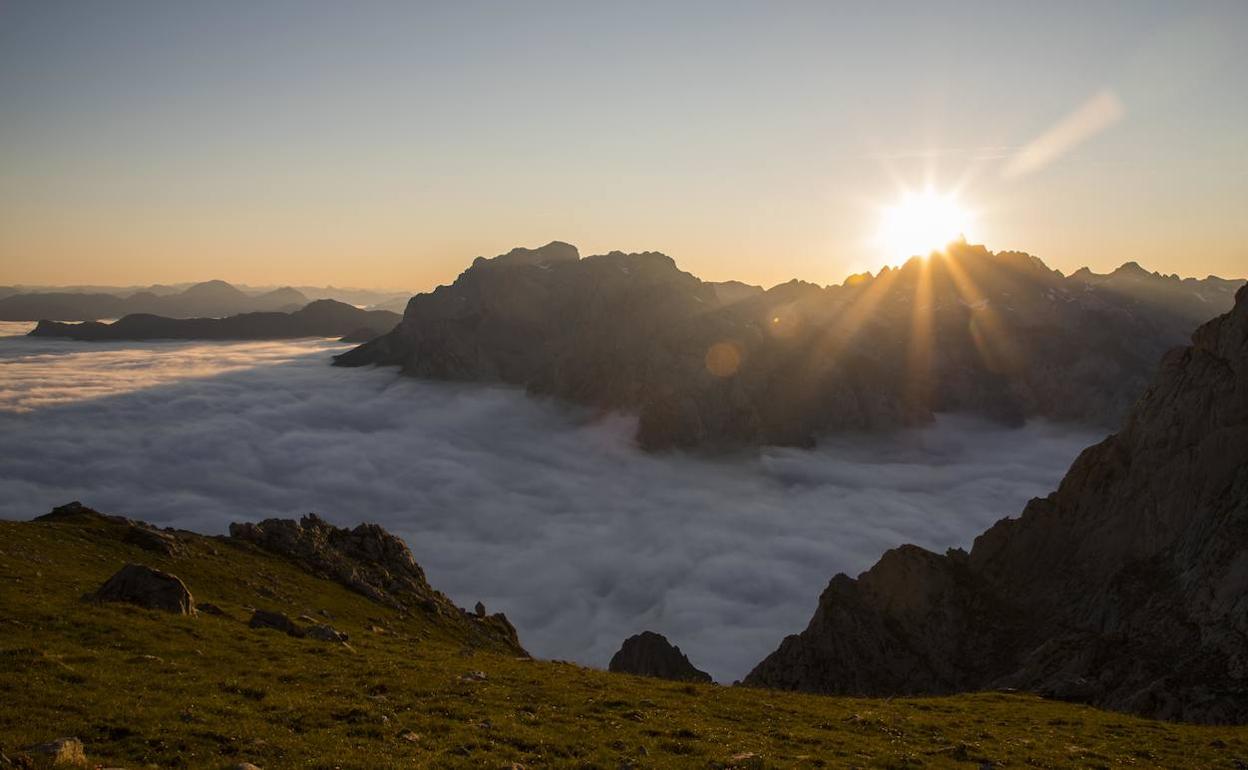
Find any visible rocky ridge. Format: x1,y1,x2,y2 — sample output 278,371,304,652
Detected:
229,514,523,653
335,240,1243,449
744,285,1248,724
29,299,400,342
0,279,310,321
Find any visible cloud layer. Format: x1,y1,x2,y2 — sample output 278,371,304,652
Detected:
0,329,1101,681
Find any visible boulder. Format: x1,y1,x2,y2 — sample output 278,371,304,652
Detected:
89,564,195,615
609,631,711,683
25,737,87,767
305,624,349,643
248,610,304,638
122,524,184,556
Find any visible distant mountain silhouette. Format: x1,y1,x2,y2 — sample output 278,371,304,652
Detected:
0,280,310,321
335,240,1243,449
744,284,1248,724
29,300,400,342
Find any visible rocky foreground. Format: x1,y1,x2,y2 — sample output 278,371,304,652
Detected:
5,504,1248,769
334,240,1242,450
745,285,1248,724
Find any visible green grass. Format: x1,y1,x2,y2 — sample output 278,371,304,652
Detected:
1,516,1246,769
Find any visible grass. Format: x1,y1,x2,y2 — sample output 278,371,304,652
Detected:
1,515,1246,769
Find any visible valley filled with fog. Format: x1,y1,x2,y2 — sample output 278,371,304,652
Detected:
0,325,1100,681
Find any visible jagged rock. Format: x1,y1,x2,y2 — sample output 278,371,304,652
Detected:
228,514,526,655
609,631,712,683
745,286,1248,724
248,610,304,638
334,240,1243,449
89,564,195,615
474,601,486,618
228,515,437,611
305,624,349,643
122,525,183,557
25,737,86,767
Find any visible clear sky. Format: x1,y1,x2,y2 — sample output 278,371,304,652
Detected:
1,1,1245,291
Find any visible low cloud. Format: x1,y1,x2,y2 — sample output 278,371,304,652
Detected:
0,330,1100,681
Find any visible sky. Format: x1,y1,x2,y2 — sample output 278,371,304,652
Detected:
1,1,1245,290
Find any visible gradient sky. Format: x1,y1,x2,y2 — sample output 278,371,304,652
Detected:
1,1,1245,291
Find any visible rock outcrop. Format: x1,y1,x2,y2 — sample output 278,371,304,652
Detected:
229,514,525,655
90,564,196,615
609,631,712,683
335,240,1243,449
29,299,399,342
745,285,1248,723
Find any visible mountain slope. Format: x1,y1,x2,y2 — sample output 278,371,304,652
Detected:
3,505,1246,768
744,285,1248,724
27,300,400,342
336,240,1242,449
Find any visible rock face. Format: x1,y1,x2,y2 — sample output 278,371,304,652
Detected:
745,286,1248,724
229,514,525,655
90,564,196,615
29,299,399,342
609,631,712,683
334,240,1243,449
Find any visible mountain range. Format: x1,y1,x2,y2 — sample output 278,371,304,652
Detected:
28,299,401,343
0,280,310,321
335,240,1243,450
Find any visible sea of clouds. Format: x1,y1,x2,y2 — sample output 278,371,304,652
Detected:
0,323,1102,681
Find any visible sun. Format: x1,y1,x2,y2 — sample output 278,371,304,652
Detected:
876,188,973,261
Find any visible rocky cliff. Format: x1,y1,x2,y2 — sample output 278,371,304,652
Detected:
335,240,1242,450
744,285,1248,724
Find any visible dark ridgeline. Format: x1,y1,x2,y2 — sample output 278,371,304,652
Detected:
28,299,400,342
744,285,1248,723
0,279,309,321
334,240,1243,450
608,631,712,683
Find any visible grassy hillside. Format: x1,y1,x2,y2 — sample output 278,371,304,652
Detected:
1,512,1245,769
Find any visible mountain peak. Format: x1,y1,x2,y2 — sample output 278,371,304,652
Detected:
487,241,581,268
182,279,246,298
